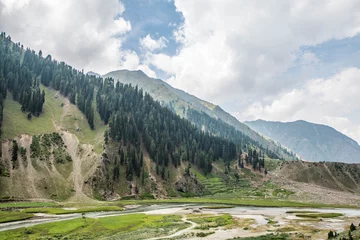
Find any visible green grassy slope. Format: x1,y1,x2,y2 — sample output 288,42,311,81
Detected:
2,87,105,152
2,88,60,139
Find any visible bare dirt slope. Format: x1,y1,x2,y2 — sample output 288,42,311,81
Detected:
271,160,360,205
0,135,73,200
273,161,360,193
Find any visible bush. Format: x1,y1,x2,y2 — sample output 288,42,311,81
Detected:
140,193,155,199
350,223,356,231
24,228,33,234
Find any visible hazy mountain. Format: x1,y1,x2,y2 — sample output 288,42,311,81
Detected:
86,71,101,77
103,70,295,160
245,120,360,163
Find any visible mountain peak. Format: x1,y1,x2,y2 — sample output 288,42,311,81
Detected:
246,119,360,163
86,71,101,77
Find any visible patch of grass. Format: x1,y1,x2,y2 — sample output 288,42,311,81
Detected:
189,214,233,230
196,231,215,237
2,87,105,152
2,90,60,140
23,206,123,214
139,193,155,199
266,218,278,225
295,213,343,218
0,201,57,209
115,197,359,209
272,188,295,198
286,210,317,214
0,213,187,240
0,211,34,223
277,227,297,232
265,158,282,171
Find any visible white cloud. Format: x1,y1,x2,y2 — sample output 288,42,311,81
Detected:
301,51,320,65
0,0,130,74
140,34,168,51
239,67,360,143
149,0,360,104
119,50,156,78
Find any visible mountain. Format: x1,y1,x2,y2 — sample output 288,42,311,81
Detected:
274,160,360,193
103,70,295,160
1,33,360,205
245,119,360,163
0,33,273,200
86,71,101,77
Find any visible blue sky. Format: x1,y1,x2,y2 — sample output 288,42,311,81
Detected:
121,0,182,56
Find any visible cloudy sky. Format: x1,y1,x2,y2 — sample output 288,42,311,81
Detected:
1,0,360,143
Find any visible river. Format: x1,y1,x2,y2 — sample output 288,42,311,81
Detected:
1,204,360,239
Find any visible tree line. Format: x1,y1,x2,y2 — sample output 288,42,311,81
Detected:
0,32,97,130
98,79,237,176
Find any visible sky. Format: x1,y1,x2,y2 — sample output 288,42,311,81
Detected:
1,0,360,143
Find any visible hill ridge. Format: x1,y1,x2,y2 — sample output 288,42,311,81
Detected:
245,119,360,163
103,69,295,160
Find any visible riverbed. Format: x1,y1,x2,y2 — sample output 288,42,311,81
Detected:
1,204,359,239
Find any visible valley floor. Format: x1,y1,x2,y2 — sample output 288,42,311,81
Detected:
0,202,359,240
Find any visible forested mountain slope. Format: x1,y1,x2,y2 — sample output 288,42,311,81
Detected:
0,33,274,200
1,33,360,202
103,70,295,160
245,120,360,163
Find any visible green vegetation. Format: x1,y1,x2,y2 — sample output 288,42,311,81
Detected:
0,211,34,223
196,231,215,237
286,210,317,214
331,223,360,240
272,188,295,198
30,133,70,162
186,108,287,160
189,214,233,230
0,214,188,240
0,201,57,209
295,213,343,218
265,158,282,171
115,198,358,208
2,91,56,140
23,206,123,214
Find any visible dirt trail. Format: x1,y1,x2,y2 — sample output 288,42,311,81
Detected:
20,135,41,198
61,131,88,201
49,97,95,202
60,98,71,123
148,216,197,240
43,163,59,197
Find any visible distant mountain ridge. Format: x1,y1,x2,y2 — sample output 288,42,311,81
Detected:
245,119,360,163
86,71,101,77
103,70,295,160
